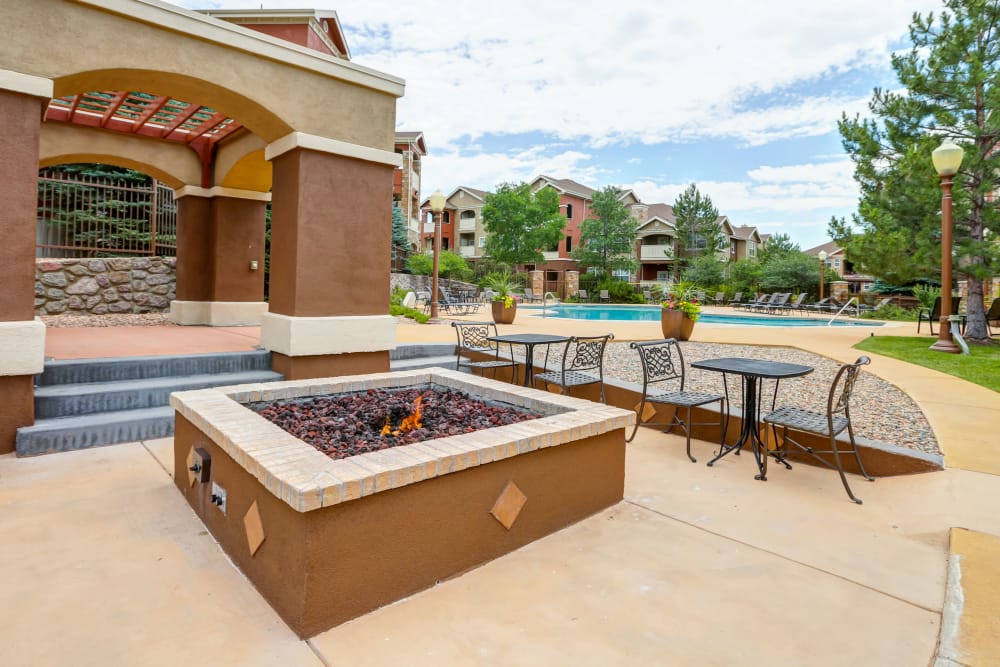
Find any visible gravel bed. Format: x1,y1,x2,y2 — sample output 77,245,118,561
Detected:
514,341,939,455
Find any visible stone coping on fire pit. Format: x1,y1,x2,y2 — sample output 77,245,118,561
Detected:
170,368,634,513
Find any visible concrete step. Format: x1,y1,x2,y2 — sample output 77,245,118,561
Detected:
15,406,176,457
35,350,273,386
33,370,283,419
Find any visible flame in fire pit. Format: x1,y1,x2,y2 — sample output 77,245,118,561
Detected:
380,395,423,437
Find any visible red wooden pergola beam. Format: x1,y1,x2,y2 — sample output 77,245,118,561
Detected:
99,91,129,128
130,94,171,129
184,111,228,143
159,103,203,139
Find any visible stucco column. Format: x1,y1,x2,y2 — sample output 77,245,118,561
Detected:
0,72,52,453
170,186,269,325
263,139,398,380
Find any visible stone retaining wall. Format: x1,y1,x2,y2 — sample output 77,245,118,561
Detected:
390,274,478,295
35,257,176,316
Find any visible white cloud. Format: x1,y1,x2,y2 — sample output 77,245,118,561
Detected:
179,0,938,149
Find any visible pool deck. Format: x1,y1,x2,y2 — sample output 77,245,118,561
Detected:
8,309,997,665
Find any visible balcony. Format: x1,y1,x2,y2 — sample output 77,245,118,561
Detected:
423,222,436,233
541,251,561,261
458,219,476,231
458,246,476,257
639,245,674,261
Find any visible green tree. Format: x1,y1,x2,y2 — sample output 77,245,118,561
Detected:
671,184,724,280
756,232,798,265
682,254,725,287
834,0,1000,341
482,182,565,266
572,186,639,277
728,258,763,296
760,252,825,295
404,250,472,281
391,202,408,247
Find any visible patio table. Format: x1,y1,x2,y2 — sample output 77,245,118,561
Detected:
487,333,569,387
691,357,813,481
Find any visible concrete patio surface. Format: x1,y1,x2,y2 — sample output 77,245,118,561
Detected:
9,310,996,665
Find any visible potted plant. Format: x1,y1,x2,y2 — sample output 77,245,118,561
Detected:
484,271,519,324
660,285,702,341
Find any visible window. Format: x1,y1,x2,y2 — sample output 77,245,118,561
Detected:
748,240,756,257
657,271,670,281
460,210,475,220
565,203,573,218
478,236,486,247
443,211,450,224
692,234,707,250
566,236,573,253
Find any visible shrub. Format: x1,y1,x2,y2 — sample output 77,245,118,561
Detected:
390,304,429,323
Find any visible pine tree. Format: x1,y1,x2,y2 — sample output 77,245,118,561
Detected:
671,184,723,281
391,201,409,248
834,0,1000,341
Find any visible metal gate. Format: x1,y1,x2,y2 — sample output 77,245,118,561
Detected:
36,168,177,257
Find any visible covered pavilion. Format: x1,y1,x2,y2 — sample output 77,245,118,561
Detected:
0,0,405,452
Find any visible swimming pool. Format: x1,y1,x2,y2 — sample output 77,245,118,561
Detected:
523,304,882,327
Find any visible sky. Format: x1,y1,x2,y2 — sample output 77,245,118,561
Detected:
175,0,944,250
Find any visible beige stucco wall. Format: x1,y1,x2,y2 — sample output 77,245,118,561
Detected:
3,0,401,151
39,123,201,189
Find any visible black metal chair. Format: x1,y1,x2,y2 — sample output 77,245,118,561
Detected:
763,356,874,504
451,322,517,379
987,297,1000,336
626,339,728,462
917,296,961,335
534,334,613,403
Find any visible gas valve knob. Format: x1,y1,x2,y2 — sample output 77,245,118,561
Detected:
189,462,201,473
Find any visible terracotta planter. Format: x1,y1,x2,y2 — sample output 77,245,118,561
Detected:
491,300,517,324
660,308,695,341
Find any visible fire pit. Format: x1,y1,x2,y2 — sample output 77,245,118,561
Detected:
171,368,633,637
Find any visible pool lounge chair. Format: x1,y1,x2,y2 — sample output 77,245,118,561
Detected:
599,290,611,303
727,292,744,307
744,293,774,313
577,289,591,302
778,293,807,314
738,293,765,311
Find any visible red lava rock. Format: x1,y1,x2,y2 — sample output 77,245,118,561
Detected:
250,387,540,460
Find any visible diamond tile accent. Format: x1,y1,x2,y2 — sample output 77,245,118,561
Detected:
244,501,265,557
490,480,528,530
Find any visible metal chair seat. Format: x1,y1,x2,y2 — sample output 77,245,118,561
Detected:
646,389,726,409
535,369,600,388
452,322,516,380
626,339,728,462
532,334,613,403
764,406,848,437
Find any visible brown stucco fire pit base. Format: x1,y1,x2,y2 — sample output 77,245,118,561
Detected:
171,368,633,638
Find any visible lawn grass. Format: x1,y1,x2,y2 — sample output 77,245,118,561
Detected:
855,336,1000,393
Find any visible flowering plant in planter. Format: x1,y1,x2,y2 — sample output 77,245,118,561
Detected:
484,271,519,308
661,294,702,321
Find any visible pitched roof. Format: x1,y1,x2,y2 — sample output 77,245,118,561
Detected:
533,175,598,198
645,203,676,222
394,131,426,155
449,186,489,202
803,241,842,256
731,225,757,239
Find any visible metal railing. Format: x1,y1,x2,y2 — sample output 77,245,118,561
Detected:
36,168,177,257
827,297,860,326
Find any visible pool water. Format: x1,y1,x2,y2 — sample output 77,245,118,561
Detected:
523,304,882,327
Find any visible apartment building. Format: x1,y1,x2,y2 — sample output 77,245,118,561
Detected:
393,132,426,249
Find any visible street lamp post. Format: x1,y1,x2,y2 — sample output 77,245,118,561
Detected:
427,190,446,324
930,139,964,354
817,250,828,301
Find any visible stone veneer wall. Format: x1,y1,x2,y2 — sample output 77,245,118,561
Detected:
35,257,176,316
390,273,478,295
